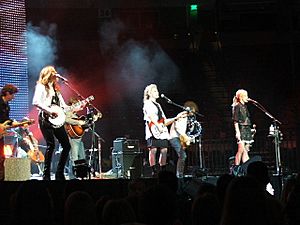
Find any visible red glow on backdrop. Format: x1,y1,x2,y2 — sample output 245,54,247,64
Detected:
59,71,109,108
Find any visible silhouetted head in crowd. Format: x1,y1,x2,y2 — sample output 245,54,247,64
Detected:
64,191,96,225
10,180,54,225
102,198,136,225
247,161,270,187
221,176,269,225
158,170,178,193
192,193,221,225
216,174,234,207
139,184,177,225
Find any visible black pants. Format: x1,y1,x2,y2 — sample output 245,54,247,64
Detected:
39,115,71,177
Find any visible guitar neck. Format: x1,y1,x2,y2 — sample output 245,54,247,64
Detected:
66,96,94,112
6,121,31,129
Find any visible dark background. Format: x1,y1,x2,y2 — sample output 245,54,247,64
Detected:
25,0,300,173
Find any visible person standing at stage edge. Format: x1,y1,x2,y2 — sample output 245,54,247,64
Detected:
232,89,255,174
0,84,19,180
32,65,71,180
143,84,183,177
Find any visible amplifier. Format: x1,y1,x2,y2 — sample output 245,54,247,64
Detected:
112,138,142,178
113,138,140,153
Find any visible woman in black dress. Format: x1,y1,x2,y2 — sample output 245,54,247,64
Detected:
232,89,254,166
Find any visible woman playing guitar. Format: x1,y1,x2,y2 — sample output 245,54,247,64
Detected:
32,65,71,180
143,84,183,176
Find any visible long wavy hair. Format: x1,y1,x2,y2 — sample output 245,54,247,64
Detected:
37,65,60,92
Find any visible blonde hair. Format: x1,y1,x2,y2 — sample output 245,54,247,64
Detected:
143,84,157,102
232,89,248,106
38,65,59,91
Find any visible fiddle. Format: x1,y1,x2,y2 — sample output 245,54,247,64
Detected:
24,128,45,164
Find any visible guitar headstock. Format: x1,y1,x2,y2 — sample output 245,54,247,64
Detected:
27,119,35,125
86,95,94,102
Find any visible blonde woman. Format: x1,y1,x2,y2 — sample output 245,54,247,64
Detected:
232,89,254,168
143,84,182,176
32,65,71,180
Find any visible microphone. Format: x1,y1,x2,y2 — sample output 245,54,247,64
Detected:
248,98,257,103
185,107,192,112
160,94,172,103
55,74,68,82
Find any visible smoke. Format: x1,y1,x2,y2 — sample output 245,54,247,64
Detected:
99,20,181,102
117,39,179,89
26,21,58,79
99,19,124,56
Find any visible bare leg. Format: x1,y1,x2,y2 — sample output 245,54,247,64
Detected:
159,147,168,166
241,144,250,163
149,148,157,167
235,142,245,165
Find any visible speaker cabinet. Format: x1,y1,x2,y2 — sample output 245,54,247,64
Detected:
112,138,142,178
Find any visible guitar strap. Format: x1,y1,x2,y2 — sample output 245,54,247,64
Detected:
52,90,60,106
152,101,163,120
40,89,60,127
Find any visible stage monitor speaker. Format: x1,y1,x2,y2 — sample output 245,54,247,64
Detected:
112,138,142,178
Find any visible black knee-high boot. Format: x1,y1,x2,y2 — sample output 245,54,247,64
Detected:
151,165,158,177
55,144,70,180
43,149,53,180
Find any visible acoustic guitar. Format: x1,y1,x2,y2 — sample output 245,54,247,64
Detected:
65,112,102,139
0,119,35,138
65,122,85,139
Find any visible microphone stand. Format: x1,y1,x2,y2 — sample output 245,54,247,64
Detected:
162,98,204,117
87,113,105,179
249,100,282,176
62,81,102,115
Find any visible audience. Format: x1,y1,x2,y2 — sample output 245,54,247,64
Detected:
191,193,221,225
4,167,300,225
221,176,270,225
9,180,55,225
284,174,300,225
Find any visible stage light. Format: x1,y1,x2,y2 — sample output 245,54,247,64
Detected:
4,145,13,158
